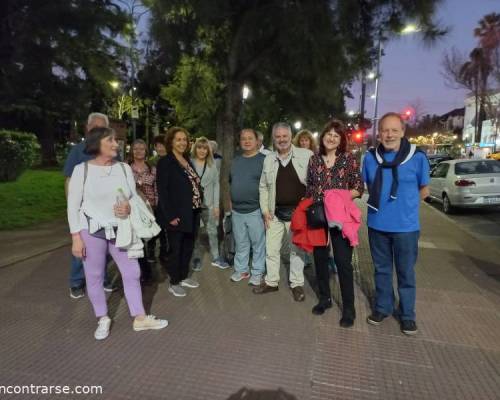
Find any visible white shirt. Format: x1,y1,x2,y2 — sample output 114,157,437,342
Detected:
67,162,137,235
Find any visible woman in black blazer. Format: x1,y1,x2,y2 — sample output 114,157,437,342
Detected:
157,127,203,297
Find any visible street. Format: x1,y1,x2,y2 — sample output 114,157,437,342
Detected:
426,200,500,256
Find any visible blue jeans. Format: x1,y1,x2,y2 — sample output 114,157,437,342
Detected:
69,255,111,289
368,228,419,321
232,209,266,278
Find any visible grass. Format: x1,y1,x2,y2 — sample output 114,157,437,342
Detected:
0,169,66,230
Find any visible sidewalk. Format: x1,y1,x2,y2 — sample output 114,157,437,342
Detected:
0,219,70,268
0,200,499,399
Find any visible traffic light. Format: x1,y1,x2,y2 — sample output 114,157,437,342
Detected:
352,130,364,144
402,108,413,120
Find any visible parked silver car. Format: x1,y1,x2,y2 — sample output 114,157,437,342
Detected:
428,159,500,213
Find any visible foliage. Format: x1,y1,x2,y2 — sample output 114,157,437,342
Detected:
0,0,129,165
0,130,40,182
161,55,222,133
0,169,65,230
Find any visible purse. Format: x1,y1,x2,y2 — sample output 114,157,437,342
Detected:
306,201,327,229
274,206,294,222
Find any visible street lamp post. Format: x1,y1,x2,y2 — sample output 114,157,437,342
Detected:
368,24,420,147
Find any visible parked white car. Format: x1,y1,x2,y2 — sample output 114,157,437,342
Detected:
428,159,500,214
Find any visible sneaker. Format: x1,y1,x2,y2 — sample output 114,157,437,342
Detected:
192,258,202,272
248,275,263,286
180,278,199,288
168,284,187,297
94,316,111,340
70,287,85,299
103,282,118,293
230,271,250,282
212,257,231,270
401,320,418,336
133,315,169,332
367,311,388,326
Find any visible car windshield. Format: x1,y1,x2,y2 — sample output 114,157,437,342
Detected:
455,161,500,175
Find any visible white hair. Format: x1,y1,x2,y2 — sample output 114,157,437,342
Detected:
272,122,292,138
87,112,109,127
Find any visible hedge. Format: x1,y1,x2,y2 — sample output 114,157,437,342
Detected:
0,130,40,182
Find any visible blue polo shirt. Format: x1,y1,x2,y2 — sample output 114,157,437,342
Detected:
362,150,429,232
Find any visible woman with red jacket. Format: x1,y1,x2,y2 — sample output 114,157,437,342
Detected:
305,119,363,327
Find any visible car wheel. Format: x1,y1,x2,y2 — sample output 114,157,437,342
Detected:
442,194,453,214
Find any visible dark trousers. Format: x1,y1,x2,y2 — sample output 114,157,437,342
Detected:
166,211,200,285
153,208,169,257
313,228,354,313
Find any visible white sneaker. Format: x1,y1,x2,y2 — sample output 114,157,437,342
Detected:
180,278,199,288
94,316,111,340
168,284,187,297
133,315,169,331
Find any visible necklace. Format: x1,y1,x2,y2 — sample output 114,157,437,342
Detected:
100,164,114,177
323,154,336,168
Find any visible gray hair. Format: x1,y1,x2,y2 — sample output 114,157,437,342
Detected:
87,112,109,127
209,140,218,153
272,122,292,138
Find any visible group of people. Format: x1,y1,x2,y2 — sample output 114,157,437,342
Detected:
65,111,429,340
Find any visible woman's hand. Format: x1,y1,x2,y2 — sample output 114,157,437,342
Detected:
213,207,220,219
72,234,86,259
114,201,131,218
169,217,180,226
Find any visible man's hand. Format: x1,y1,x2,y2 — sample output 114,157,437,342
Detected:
263,211,273,230
169,217,180,226
72,234,86,259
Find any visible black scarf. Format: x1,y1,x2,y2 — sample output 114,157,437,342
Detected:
367,138,413,212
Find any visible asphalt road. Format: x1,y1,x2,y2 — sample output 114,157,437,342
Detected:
425,199,500,251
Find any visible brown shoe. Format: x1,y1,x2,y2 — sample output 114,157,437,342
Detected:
252,283,279,294
291,286,305,302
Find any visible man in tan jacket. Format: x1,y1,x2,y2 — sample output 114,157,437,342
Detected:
253,122,313,301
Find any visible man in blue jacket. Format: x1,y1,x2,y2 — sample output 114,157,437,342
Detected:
362,112,429,335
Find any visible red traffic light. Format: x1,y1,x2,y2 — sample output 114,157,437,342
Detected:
352,130,364,143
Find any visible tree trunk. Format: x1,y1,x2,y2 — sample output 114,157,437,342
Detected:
217,81,242,211
39,114,57,166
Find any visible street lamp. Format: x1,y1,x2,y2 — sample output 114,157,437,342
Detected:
348,110,355,116
313,131,319,139
109,80,120,90
370,24,420,147
294,121,302,130
366,72,376,80
242,85,250,100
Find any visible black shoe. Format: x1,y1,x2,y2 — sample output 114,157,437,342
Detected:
400,320,418,336
340,308,356,328
312,300,332,315
70,287,85,299
367,311,388,326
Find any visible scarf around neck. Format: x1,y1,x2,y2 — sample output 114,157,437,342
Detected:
367,138,416,212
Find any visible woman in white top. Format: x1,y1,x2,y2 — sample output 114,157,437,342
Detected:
67,127,167,340
190,137,229,271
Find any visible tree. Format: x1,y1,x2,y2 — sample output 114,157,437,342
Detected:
0,0,128,165
146,0,445,207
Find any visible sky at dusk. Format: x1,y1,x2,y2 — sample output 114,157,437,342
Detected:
345,0,499,119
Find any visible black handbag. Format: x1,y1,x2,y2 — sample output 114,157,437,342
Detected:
275,206,294,222
306,201,327,229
